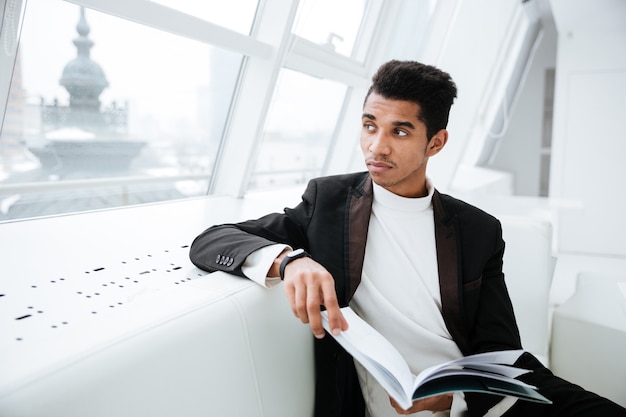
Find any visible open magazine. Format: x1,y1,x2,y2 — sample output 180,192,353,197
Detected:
321,307,551,410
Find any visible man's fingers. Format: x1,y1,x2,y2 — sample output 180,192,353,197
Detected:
320,279,348,335
283,275,311,324
389,397,405,414
306,297,325,339
280,257,344,339
389,393,454,414
283,280,300,320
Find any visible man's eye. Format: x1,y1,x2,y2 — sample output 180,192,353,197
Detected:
364,124,375,131
395,129,408,137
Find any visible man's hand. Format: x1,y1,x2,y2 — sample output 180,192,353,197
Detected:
389,393,453,415
276,252,348,339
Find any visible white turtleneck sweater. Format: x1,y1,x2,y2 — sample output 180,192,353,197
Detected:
349,180,463,417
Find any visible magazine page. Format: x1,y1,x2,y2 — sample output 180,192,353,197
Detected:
320,307,552,408
320,307,414,405
412,370,551,403
413,350,527,388
451,350,525,367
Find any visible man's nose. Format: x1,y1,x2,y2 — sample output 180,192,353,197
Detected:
369,132,391,155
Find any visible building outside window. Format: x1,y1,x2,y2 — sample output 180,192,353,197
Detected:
0,0,254,221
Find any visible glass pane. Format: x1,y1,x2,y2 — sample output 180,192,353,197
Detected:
149,0,259,35
247,69,347,191
0,0,242,221
292,0,368,57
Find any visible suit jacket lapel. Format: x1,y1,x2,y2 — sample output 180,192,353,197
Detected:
346,174,373,302
433,190,471,355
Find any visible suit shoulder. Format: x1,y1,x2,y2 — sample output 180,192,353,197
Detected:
311,171,368,186
437,192,501,226
437,193,504,253
308,172,369,195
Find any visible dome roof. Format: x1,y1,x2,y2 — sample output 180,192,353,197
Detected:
59,7,108,100
60,57,108,99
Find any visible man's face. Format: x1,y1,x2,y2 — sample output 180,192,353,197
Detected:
360,93,447,198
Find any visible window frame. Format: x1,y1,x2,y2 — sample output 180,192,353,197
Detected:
0,0,414,220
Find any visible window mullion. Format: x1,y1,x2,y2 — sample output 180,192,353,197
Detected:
64,0,271,58
284,37,370,87
0,0,27,138
209,0,301,197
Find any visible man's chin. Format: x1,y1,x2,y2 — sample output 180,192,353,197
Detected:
368,173,395,189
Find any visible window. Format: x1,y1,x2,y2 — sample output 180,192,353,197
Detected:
0,0,246,221
244,0,385,192
292,0,375,60
247,69,348,191
0,0,405,220
148,0,258,34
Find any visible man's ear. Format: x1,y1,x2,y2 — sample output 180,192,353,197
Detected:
427,129,448,156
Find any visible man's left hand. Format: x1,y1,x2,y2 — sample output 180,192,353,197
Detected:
389,393,453,414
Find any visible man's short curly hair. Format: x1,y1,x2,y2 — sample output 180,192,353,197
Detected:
365,60,457,140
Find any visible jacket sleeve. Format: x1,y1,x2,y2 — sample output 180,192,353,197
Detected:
460,217,619,417
188,180,318,277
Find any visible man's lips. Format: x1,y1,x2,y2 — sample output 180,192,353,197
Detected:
366,160,393,173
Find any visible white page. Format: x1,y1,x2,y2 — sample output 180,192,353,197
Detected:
321,307,414,406
412,349,526,388
321,308,535,410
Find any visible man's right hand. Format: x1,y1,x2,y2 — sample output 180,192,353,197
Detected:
275,253,348,339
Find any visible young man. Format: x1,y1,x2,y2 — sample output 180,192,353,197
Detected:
190,61,626,416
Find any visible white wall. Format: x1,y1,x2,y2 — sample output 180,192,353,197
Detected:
549,0,626,257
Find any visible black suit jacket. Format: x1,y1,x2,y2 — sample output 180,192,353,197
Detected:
190,172,620,417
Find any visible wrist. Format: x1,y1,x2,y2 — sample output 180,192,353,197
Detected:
269,248,289,277
279,248,310,280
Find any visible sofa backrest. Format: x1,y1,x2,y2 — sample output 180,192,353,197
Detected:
500,215,554,365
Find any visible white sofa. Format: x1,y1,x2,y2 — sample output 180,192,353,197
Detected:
0,271,314,417
0,196,555,416
499,214,554,365
0,197,316,417
550,271,626,407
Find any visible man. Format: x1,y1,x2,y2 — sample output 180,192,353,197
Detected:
190,61,626,416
